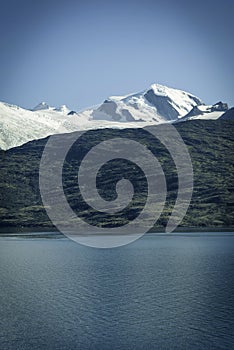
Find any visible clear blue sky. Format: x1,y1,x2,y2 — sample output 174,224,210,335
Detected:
0,0,233,110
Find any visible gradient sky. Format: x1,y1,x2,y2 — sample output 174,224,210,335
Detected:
0,0,233,110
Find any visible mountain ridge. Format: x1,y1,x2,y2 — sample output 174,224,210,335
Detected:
0,83,231,150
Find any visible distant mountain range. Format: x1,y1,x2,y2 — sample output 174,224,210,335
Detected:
0,83,232,150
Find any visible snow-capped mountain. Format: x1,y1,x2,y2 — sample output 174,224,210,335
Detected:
0,84,231,150
32,101,52,111
32,102,70,114
177,102,228,122
0,99,156,150
0,101,77,150
88,83,203,123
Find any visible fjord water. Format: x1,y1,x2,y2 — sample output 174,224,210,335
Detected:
0,234,234,350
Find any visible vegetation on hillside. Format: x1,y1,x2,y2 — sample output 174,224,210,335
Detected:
0,120,233,231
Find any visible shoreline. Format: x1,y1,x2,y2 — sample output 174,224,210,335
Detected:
0,226,233,239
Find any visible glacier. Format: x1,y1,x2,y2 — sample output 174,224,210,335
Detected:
0,84,229,150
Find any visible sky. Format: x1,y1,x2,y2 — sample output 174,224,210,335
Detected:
0,0,233,110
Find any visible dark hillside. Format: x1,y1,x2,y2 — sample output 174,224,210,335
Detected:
0,120,233,231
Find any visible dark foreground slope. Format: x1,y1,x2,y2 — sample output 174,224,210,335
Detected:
0,120,233,231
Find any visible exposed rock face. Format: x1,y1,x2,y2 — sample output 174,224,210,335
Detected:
211,102,228,112
95,100,122,121
91,83,203,123
219,107,234,120
67,111,77,116
144,89,179,120
181,105,203,119
121,109,135,121
1,83,231,150
32,102,51,111
178,101,229,122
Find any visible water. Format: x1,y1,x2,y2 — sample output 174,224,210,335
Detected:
0,233,234,349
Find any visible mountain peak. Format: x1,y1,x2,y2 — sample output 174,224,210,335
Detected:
93,83,203,123
149,83,169,96
0,83,230,150
32,102,51,111
54,105,70,113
